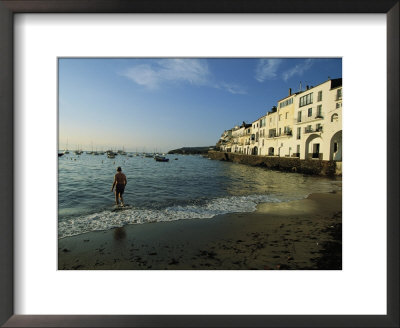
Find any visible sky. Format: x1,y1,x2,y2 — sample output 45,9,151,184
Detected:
59,58,341,152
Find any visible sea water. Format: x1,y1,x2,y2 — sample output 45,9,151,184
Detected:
58,153,341,238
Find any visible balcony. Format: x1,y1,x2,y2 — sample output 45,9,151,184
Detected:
283,130,292,136
295,114,324,124
304,126,323,134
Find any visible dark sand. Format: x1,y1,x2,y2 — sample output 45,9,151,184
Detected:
58,192,342,270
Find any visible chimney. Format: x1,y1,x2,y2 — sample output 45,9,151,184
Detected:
306,85,309,90
288,88,292,96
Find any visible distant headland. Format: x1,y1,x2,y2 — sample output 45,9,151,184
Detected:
168,146,216,155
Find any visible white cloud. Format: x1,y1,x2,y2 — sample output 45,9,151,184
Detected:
121,64,160,88
217,82,247,95
282,59,314,82
120,59,247,94
255,58,315,83
255,59,283,82
120,59,210,89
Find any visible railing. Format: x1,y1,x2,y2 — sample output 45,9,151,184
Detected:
295,114,323,124
311,153,323,159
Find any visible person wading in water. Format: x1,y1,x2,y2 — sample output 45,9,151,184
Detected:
111,166,127,206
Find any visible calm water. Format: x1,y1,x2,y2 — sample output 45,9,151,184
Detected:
58,153,341,238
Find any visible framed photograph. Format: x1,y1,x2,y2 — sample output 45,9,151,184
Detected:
0,1,398,327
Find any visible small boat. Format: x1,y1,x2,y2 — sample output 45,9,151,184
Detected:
63,139,69,154
154,156,169,162
58,153,64,157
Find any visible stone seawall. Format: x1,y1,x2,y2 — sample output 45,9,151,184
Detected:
207,151,341,176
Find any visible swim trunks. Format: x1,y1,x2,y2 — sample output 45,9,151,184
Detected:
116,184,125,195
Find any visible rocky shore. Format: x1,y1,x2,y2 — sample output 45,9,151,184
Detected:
207,151,342,176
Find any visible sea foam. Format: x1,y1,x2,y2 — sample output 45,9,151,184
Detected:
58,193,291,239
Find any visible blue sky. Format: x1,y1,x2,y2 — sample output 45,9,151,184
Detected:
59,58,341,152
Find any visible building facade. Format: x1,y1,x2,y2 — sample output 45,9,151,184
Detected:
218,78,342,162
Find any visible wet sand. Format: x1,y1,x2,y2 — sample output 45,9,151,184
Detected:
58,192,342,270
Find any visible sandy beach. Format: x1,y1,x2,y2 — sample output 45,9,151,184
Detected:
58,191,342,270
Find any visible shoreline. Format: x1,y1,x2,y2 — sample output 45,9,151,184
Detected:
58,191,342,270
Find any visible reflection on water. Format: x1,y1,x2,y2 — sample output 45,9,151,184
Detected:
58,153,341,238
113,227,126,241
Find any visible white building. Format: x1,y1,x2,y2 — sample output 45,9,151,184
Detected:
293,78,342,160
218,77,342,162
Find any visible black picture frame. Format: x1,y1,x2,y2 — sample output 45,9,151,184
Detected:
0,1,398,327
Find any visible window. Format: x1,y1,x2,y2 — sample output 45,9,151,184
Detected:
336,103,341,109
334,142,338,152
299,93,313,107
297,111,302,122
336,88,342,100
285,112,288,119
279,128,281,136
317,105,322,117
296,145,300,154
297,127,301,139
308,108,312,117
262,139,264,146
279,97,293,108
331,113,339,122
316,123,322,132
317,91,322,101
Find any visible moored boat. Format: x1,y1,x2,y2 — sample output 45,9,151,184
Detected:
154,156,169,162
